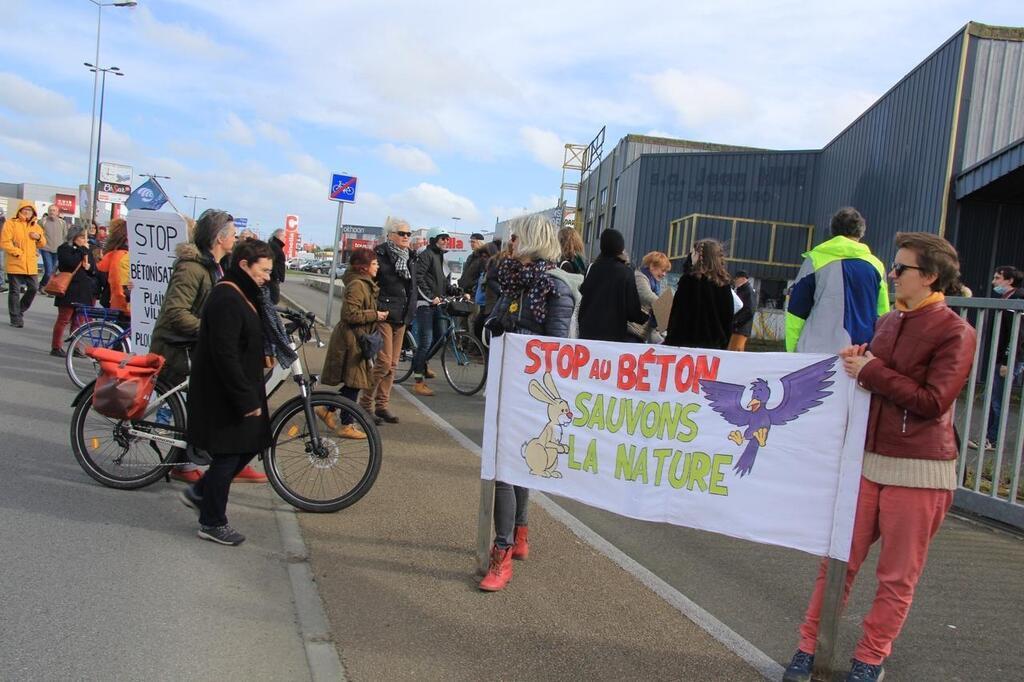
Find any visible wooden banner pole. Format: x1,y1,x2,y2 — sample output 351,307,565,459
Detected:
812,558,848,680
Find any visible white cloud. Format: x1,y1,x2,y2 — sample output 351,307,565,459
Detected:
490,194,559,222
220,112,255,146
638,70,751,128
255,121,292,146
377,143,439,174
391,183,480,223
0,72,75,116
520,127,564,170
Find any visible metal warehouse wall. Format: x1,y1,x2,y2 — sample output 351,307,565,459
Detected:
812,30,966,270
961,29,1024,169
630,151,818,282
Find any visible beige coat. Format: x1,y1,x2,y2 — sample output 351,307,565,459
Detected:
321,272,380,389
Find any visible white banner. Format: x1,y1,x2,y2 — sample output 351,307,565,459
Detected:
481,335,869,560
129,211,187,354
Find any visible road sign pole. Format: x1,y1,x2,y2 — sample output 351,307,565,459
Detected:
325,201,345,327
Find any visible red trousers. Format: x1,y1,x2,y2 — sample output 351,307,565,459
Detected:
52,305,80,350
798,476,952,664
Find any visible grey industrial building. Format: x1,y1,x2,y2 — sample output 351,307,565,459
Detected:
577,22,1024,305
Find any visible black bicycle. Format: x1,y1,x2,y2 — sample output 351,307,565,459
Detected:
68,309,382,513
394,297,487,395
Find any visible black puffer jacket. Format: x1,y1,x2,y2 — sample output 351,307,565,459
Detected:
269,235,287,283
416,243,457,300
375,242,417,326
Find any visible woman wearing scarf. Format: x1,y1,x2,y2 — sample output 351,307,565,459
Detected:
180,240,276,546
479,214,574,592
783,233,975,682
49,225,97,356
628,251,670,343
359,217,417,424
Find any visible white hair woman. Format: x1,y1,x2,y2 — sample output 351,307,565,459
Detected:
479,213,576,592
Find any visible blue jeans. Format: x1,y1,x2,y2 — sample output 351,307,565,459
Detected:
40,250,58,286
411,305,445,377
986,361,1024,443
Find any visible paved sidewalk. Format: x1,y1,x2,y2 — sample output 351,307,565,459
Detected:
288,343,761,681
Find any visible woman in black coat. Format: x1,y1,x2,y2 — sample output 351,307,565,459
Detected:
664,239,735,350
183,239,274,546
578,228,647,342
50,225,96,356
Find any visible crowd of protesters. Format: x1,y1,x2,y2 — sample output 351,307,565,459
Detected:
0,200,997,680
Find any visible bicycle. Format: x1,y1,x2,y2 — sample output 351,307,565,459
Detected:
394,297,487,395
64,304,132,389
68,308,382,513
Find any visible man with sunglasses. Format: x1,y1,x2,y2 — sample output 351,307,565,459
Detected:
786,207,889,354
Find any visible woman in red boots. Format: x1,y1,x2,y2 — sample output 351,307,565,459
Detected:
783,232,976,682
479,214,575,592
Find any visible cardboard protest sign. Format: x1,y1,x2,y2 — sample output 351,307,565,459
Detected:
129,211,187,354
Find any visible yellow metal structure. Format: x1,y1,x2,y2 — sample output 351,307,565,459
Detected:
667,213,814,269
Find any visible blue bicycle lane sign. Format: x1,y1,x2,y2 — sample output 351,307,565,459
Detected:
329,173,358,203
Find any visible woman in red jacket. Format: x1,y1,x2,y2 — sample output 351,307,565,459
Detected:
784,233,976,682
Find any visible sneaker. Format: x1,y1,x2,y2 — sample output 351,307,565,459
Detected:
49,347,66,357
967,439,995,451
846,659,884,682
375,409,399,424
233,464,268,483
179,486,202,513
198,524,245,546
170,467,203,484
10,318,23,328
424,366,436,379
783,650,815,682
337,424,368,440
413,381,434,397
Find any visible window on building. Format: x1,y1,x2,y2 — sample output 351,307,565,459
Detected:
588,196,596,213
613,179,619,206
597,214,604,235
599,187,608,207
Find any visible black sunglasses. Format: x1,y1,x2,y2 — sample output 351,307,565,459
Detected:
395,231,411,237
891,262,924,277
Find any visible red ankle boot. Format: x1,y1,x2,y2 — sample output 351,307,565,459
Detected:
511,525,529,560
479,545,513,592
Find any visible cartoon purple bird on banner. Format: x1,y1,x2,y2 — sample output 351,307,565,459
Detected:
698,356,837,477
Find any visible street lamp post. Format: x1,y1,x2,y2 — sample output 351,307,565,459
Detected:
451,216,461,233
85,0,137,222
85,63,124,223
184,194,207,220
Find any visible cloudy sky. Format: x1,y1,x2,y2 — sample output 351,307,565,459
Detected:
0,1,1018,245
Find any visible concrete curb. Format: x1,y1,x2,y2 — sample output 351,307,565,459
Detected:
393,384,784,681
274,504,348,682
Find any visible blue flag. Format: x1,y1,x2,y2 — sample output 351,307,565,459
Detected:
125,177,169,210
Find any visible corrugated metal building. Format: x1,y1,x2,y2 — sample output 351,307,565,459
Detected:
578,22,1024,302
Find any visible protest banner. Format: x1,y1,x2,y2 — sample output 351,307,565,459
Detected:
129,211,187,354
481,334,869,560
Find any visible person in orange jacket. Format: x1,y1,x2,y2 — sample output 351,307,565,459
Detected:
96,218,131,317
0,200,47,327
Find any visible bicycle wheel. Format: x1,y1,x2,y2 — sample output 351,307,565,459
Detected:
265,394,382,512
70,380,186,489
65,320,129,389
394,329,416,384
442,330,487,396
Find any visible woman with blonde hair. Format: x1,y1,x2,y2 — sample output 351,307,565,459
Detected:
664,238,733,349
479,215,574,592
628,251,670,343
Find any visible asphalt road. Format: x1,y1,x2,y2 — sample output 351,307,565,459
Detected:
0,302,310,679
283,278,1024,681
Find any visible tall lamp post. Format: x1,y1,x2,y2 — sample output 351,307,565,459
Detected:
85,0,137,222
184,194,207,220
85,63,124,223
451,216,461,233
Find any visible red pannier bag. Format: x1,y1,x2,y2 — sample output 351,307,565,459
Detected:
87,347,166,421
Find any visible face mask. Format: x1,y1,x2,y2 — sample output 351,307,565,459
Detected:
994,285,1008,295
